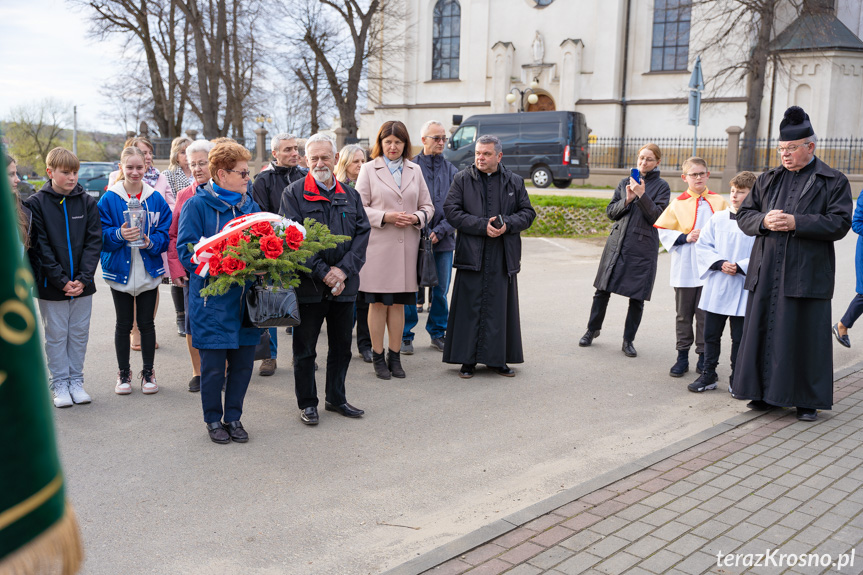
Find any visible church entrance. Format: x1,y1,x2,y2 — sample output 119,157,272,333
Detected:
528,94,555,112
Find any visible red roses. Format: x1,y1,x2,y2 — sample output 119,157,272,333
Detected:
251,221,275,237
260,234,284,259
285,225,304,250
220,256,246,275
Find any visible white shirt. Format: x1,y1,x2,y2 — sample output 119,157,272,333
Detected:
658,198,716,288
695,210,755,316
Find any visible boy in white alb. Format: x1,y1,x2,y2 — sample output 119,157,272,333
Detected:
688,172,756,393
654,157,728,377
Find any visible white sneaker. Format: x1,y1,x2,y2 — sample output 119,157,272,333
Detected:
51,381,73,408
115,369,132,395
141,369,159,395
68,380,92,404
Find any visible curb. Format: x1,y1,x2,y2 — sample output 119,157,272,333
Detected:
380,360,863,575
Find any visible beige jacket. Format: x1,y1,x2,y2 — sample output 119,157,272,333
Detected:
356,156,434,293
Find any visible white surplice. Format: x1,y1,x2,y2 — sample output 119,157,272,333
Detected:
695,209,755,316
658,199,716,287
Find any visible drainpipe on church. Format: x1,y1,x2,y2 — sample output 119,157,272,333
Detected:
617,0,633,168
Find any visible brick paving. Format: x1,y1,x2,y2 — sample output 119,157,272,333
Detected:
414,371,863,575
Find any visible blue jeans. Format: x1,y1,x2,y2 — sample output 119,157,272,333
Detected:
404,250,453,341
199,345,256,424
268,327,278,359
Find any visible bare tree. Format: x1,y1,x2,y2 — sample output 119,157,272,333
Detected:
294,55,326,135
5,99,71,171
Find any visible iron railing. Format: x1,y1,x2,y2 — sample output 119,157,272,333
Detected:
588,136,728,171
739,138,863,174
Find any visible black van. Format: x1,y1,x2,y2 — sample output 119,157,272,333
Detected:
444,111,589,188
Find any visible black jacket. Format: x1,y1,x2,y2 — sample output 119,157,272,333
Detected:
278,176,370,304
737,157,852,299
593,169,670,300
413,151,458,252
252,162,306,213
444,163,536,276
24,182,102,301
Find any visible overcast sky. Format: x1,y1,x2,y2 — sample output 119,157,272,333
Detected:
0,0,124,134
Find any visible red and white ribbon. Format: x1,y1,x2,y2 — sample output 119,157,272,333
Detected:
191,213,305,277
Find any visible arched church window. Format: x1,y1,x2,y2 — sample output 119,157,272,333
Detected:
651,0,691,71
432,0,460,80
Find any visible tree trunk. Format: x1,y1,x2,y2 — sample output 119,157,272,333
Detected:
740,1,776,171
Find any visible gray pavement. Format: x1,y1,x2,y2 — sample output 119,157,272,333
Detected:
53,230,863,574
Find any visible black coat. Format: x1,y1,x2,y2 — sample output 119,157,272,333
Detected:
593,170,670,301
737,157,852,299
279,177,370,304
252,162,305,214
414,151,458,252
444,163,536,277
24,183,102,301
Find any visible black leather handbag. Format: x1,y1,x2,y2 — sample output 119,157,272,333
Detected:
417,226,439,288
244,280,301,328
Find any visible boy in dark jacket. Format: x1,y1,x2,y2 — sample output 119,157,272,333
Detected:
25,147,102,408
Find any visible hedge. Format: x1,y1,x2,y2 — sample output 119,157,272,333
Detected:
525,194,613,238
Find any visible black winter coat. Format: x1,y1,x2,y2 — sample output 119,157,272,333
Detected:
279,177,370,304
24,183,102,301
593,170,670,301
252,162,305,213
444,163,536,276
737,157,852,299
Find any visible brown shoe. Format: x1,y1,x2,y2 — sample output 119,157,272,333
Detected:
259,358,277,376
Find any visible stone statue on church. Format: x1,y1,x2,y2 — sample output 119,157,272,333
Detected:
532,31,544,64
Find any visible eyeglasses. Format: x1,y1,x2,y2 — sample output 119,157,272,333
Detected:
777,143,809,154
426,136,448,142
190,161,208,169
686,172,709,179
226,169,251,178
307,156,333,164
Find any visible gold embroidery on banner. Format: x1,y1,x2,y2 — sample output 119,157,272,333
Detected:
0,474,63,531
0,300,35,345
14,268,34,301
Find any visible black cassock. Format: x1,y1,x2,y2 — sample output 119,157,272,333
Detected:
444,170,525,367
735,158,852,409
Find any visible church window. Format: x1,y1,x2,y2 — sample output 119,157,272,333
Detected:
651,0,691,71
432,0,460,80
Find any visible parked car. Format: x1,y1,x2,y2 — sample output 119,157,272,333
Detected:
78,161,119,198
444,111,590,188
16,178,36,202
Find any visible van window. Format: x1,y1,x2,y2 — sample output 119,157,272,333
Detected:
521,122,560,142
451,125,476,150
482,123,518,144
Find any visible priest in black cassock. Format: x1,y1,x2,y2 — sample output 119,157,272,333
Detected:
735,106,853,421
442,135,536,378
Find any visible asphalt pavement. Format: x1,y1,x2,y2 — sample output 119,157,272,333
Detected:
53,227,863,575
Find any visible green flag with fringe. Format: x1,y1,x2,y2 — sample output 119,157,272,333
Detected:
0,149,83,573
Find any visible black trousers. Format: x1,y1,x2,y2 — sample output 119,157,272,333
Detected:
587,289,645,342
841,293,863,329
703,311,744,377
674,287,705,353
111,287,157,371
293,299,353,409
354,292,371,353
199,345,255,424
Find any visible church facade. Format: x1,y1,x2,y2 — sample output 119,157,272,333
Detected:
359,0,863,143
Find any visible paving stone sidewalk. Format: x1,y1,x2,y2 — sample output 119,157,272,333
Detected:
394,369,863,575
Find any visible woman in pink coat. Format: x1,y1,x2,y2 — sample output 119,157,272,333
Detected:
356,121,434,380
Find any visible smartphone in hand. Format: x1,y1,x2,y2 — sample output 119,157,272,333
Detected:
491,214,504,229
630,168,641,184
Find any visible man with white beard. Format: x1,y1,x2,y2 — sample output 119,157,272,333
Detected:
279,133,371,426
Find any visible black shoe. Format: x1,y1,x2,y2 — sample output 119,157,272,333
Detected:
176,313,186,337
360,349,373,363
372,350,391,380
579,329,600,347
388,350,406,378
188,375,201,393
747,399,773,411
325,402,365,418
223,420,248,442
488,365,515,377
207,421,230,444
458,364,475,379
300,406,319,425
796,408,817,422
622,340,637,357
833,323,851,348
696,353,705,374
687,372,718,392
670,350,689,377
430,337,445,352
400,339,414,355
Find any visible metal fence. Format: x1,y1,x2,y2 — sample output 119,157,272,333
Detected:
739,138,863,174
150,137,257,160
588,137,728,171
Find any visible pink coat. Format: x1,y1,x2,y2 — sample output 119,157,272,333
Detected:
356,156,434,293
167,184,198,280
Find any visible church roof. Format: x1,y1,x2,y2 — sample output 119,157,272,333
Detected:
771,11,863,53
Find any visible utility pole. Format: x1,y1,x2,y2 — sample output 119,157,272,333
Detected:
72,105,78,156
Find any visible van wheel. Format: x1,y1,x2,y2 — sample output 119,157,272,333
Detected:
531,166,552,188
553,179,572,189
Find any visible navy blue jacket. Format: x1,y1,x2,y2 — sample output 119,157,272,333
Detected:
177,184,263,349
24,183,102,301
279,175,370,304
414,151,458,252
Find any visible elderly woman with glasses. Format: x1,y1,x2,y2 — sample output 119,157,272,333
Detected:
177,141,263,444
